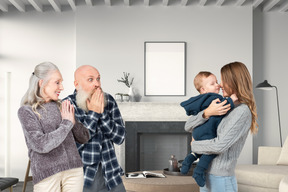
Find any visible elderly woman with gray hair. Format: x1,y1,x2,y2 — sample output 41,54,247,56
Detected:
18,62,90,192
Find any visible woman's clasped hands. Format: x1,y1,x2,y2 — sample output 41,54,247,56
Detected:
61,100,75,125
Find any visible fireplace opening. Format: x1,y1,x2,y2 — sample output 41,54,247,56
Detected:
125,121,191,172
139,133,188,171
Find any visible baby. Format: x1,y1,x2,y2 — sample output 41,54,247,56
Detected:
180,71,237,187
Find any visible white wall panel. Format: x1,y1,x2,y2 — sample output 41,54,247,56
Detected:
0,10,76,180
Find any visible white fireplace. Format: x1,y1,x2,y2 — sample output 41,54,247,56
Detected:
115,102,189,172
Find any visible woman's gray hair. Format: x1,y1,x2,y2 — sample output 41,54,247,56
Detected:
21,62,60,117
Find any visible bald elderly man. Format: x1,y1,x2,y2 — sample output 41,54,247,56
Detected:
63,65,126,192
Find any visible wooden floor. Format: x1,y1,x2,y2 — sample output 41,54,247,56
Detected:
2,181,33,192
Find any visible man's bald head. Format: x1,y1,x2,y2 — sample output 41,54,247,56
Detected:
74,65,101,93
74,65,99,81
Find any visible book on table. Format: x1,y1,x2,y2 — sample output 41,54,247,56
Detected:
125,171,166,178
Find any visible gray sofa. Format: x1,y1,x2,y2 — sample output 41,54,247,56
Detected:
235,146,288,192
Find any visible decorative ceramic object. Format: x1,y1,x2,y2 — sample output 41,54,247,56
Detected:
115,93,123,102
117,72,137,102
128,86,135,102
123,94,130,102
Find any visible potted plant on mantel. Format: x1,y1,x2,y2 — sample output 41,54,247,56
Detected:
117,72,135,102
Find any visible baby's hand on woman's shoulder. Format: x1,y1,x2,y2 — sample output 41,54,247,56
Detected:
230,94,238,103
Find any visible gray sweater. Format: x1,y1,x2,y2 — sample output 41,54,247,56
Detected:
18,102,90,184
185,103,252,176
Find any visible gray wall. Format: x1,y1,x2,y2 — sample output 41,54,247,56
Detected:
75,5,253,103
253,9,288,162
0,9,76,180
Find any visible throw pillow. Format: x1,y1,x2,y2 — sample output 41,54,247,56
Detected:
277,136,288,165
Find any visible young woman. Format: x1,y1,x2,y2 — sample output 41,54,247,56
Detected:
185,61,258,192
18,62,90,192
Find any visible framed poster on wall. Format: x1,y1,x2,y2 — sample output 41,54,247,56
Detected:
144,41,186,96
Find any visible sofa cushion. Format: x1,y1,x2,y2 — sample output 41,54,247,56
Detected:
277,137,288,165
238,184,278,192
258,147,282,165
235,164,288,189
279,175,288,192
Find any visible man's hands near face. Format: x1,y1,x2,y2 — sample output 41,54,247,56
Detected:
87,88,104,114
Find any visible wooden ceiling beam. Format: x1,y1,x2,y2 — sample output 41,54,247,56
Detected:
163,0,169,6
124,0,130,6
235,0,246,6
67,0,76,11
181,0,188,6
28,0,43,12
104,0,111,6
48,0,61,12
253,0,264,9
9,0,25,12
85,0,93,6
144,0,150,6
216,0,225,6
280,2,288,12
263,0,280,11
199,0,207,6
0,1,8,12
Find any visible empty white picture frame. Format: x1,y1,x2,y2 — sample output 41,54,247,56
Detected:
144,42,186,96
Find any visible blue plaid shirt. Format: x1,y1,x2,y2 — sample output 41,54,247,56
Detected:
64,90,126,190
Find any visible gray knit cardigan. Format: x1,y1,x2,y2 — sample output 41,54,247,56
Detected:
18,101,90,184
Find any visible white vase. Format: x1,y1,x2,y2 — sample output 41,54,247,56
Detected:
128,86,135,102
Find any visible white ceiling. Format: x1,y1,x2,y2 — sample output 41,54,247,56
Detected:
0,0,287,13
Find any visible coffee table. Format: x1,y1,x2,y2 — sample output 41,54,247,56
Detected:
122,170,199,192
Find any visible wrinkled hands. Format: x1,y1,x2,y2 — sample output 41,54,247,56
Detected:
86,88,104,114
203,98,231,119
61,100,75,125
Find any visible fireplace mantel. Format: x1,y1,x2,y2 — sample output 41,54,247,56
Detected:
117,102,189,122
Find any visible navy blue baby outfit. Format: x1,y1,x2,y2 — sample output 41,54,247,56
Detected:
180,93,234,187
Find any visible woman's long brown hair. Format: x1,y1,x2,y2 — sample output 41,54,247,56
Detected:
221,62,258,134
